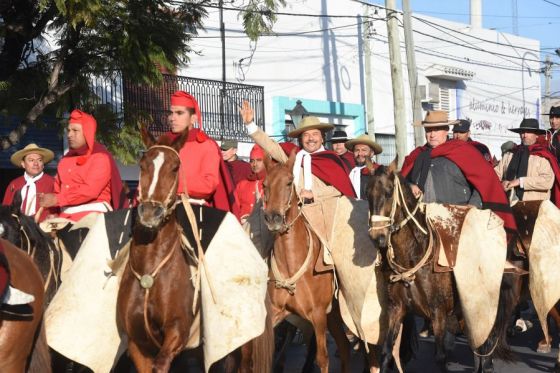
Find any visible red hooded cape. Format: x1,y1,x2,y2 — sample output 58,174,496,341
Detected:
401,140,517,235
67,110,128,210
163,129,236,213
279,142,356,198
527,144,560,208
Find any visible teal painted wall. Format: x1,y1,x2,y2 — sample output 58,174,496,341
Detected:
271,96,366,140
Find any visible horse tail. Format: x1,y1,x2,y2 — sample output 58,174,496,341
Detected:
252,293,274,373
27,319,51,373
399,312,418,364
476,272,518,362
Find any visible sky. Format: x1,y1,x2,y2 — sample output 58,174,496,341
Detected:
368,0,560,94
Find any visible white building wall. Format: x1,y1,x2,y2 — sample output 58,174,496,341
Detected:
182,0,541,159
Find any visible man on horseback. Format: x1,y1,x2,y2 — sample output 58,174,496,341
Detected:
3,143,55,222
39,110,127,221
240,101,354,202
163,90,234,212
329,130,355,170
495,118,560,205
401,110,517,238
345,134,382,199
543,106,560,164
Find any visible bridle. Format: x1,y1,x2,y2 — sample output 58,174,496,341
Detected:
136,145,180,224
368,173,433,284
263,182,303,233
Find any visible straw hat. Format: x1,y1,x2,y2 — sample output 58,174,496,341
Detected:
287,116,334,138
414,110,459,127
10,143,55,167
344,134,383,154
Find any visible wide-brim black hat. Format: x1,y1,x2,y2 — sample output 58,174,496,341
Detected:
543,106,560,116
508,118,546,134
330,130,349,144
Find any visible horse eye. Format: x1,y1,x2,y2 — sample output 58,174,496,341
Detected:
287,180,293,186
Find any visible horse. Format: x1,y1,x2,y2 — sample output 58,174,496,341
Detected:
0,238,51,372
118,128,273,372
261,150,352,373
367,161,516,373
0,201,62,305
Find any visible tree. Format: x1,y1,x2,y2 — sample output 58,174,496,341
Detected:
0,0,286,162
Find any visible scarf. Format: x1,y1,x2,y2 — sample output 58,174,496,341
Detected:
21,172,43,215
350,165,366,197
293,146,325,191
504,145,530,201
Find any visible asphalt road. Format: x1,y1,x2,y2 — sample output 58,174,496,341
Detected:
282,313,560,372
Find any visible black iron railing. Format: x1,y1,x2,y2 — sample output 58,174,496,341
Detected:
118,74,265,141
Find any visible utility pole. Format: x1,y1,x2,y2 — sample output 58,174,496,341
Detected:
544,55,553,115
402,0,424,147
363,4,376,141
219,0,226,139
385,0,407,167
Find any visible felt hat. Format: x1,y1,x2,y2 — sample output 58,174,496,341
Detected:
344,134,383,154
287,116,334,138
452,119,471,133
544,106,560,116
508,118,546,134
414,110,459,127
330,130,349,144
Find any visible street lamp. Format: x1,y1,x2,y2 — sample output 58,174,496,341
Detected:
288,100,309,127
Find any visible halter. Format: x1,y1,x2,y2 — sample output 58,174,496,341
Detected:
368,174,433,284
137,145,181,224
264,183,304,233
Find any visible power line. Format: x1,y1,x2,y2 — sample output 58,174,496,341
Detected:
542,0,560,8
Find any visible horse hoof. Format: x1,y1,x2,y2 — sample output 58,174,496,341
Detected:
536,342,551,354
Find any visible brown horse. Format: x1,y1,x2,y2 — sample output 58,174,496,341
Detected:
118,129,272,372
0,238,50,373
261,151,351,373
367,162,516,373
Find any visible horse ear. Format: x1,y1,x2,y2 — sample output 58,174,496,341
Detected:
387,156,398,174
141,125,156,148
263,154,274,172
10,190,22,215
171,130,189,152
285,148,297,170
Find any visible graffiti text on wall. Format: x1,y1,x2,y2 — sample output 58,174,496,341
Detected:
469,97,531,117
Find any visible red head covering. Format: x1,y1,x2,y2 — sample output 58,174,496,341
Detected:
170,90,202,129
69,109,97,165
250,144,265,160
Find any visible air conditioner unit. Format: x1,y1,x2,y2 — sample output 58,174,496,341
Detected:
429,82,440,104
419,85,429,102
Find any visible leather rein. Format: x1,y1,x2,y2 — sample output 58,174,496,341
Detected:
368,174,434,284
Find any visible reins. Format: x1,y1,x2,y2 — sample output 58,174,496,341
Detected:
368,174,433,284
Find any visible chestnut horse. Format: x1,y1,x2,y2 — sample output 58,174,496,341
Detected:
0,238,50,373
261,151,351,373
118,129,272,372
367,163,516,373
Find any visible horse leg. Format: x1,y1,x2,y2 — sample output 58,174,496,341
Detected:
538,304,560,353
153,327,186,373
431,309,451,373
310,310,330,373
379,302,405,373
326,300,351,373
127,342,154,373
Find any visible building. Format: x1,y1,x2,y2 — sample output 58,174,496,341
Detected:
183,0,541,162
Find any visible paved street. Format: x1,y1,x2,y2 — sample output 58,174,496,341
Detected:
283,313,560,372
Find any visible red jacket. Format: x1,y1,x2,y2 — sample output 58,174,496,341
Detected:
234,178,264,221
169,129,235,212
3,173,55,222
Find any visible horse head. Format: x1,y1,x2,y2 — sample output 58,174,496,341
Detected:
0,193,24,245
366,157,403,248
136,127,188,230
261,149,297,233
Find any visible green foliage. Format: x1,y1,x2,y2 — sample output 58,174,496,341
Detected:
242,0,287,41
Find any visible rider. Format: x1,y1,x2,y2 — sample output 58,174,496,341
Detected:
3,143,55,221
240,101,355,202
544,105,560,164
495,118,560,206
401,110,517,237
345,134,382,200
233,144,266,223
162,90,235,212
39,110,128,221
330,130,355,170
221,139,252,187
452,119,493,164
